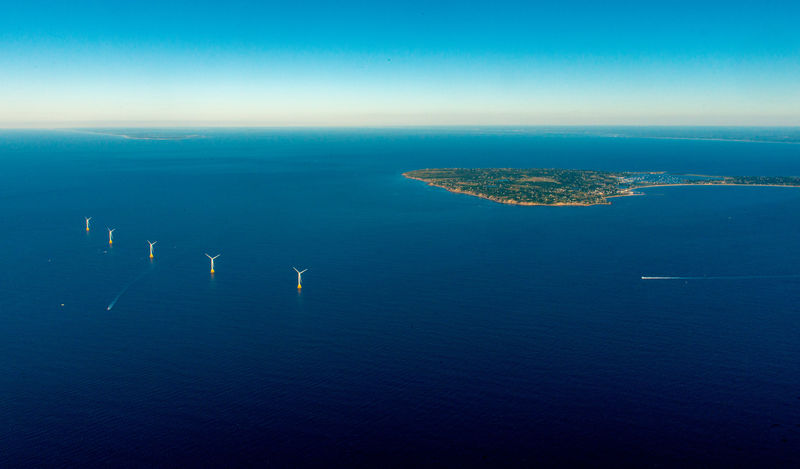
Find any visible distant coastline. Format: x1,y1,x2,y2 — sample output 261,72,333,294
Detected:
71,130,205,141
604,135,800,145
115,134,204,141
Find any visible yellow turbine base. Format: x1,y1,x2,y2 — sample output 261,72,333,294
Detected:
297,284,302,289
86,228,90,231
149,254,154,258
210,269,215,274
109,240,113,245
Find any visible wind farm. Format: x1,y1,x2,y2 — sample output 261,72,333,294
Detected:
82,217,318,312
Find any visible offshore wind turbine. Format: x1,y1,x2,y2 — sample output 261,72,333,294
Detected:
293,267,308,289
206,253,220,274
85,216,92,232
147,240,157,259
107,227,115,245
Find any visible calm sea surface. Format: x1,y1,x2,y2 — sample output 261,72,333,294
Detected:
1,128,799,467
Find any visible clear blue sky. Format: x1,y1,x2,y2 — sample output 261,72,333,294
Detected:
1,0,798,126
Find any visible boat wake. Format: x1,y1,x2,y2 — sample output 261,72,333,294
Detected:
107,270,150,310
642,275,800,280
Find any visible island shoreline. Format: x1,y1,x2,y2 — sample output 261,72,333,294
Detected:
403,171,800,207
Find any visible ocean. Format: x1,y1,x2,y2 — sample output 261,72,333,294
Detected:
1,127,799,466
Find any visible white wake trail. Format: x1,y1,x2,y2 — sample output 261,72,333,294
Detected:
642,275,800,281
107,270,150,310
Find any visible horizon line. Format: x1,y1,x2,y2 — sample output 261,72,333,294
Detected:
2,123,800,130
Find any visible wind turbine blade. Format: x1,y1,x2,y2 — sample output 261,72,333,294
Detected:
293,267,299,273
300,269,308,274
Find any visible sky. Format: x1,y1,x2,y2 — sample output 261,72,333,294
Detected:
1,0,798,127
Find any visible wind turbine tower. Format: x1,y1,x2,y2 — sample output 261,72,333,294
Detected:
293,267,308,289
206,253,220,274
107,228,115,245
85,217,92,232
148,240,157,259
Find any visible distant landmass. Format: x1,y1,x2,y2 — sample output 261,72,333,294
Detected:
76,130,205,141
404,168,800,206
113,134,204,141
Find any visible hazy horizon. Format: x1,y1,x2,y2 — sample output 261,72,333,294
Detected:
3,124,800,131
2,0,799,127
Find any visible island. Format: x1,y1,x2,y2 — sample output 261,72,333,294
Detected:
403,168,800,206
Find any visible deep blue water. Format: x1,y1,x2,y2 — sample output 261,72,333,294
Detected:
1,128,800,467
